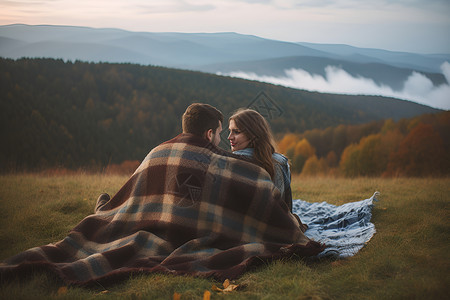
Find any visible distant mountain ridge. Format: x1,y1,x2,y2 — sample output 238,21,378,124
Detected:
0,24,330,67
1,24,448,75
296,42,450,73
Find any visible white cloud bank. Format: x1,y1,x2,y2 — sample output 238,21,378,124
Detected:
222,62,450,110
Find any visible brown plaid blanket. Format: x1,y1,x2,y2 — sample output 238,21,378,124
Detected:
0,134,324,286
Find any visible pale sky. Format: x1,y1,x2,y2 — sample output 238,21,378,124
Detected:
1,0,450,54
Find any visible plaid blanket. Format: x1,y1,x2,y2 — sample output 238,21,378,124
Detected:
0,134,324,286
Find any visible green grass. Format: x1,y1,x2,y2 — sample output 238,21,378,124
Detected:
0,174,449,299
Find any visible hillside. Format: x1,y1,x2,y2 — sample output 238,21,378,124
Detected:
0,58,440,170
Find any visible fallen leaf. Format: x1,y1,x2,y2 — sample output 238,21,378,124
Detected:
57,286,68,295
211,285,222,292
212,279,240,293
203,290,211,300
173,292,181,300
223,279,230,288
222,283,239,292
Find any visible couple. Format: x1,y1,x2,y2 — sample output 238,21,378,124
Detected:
1,103,323,286
96,103,298,225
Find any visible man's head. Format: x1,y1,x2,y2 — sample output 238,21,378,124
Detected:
182,103,223,146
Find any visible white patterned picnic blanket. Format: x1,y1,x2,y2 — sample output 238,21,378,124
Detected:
293,192,379,258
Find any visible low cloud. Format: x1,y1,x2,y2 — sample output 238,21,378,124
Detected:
222,62,450,110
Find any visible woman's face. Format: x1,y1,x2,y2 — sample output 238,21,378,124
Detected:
228,119,251,152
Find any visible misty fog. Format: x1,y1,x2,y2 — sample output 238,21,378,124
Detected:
221,62,450,110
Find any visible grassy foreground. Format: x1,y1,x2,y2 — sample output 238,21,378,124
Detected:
0,174,448,299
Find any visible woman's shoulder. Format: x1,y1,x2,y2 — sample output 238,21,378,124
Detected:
234,149,288,167
272,152,288,165
233,148,254,156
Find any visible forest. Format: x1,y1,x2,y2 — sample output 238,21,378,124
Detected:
0,58,444,175
278,112,450,176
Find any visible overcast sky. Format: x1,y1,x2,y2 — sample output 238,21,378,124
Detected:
1,0,449,54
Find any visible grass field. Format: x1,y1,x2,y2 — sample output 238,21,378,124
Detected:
0,174,449,299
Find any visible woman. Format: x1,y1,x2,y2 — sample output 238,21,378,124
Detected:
228,108,293,212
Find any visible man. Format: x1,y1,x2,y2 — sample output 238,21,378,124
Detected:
1,103,323,286
95,103,223,211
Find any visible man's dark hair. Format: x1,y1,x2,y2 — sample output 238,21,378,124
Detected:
182,103,223,137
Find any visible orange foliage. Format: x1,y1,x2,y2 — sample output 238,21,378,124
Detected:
385,123,448,176
356,134,385,176
340,131,405,177
339,144,361,177
326,151,338,167
301,155,328,176
277,112,449,177
277,136,316,173
277,133,300,154
294,138,315,157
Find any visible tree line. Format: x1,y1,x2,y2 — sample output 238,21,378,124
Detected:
277,112,450,177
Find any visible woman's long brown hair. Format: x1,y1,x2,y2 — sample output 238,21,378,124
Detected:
229,109,277,178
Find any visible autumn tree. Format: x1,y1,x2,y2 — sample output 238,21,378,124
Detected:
385,123,448,176
301,155,328,176
339,130,405,177
277,133,300,154
288,138,314,172
294,138,315,157
339,144,361,177
325,151,338,168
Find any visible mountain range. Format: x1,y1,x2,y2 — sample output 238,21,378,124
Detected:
1,24,449,94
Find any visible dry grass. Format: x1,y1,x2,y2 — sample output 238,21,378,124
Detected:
0,174,449,299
